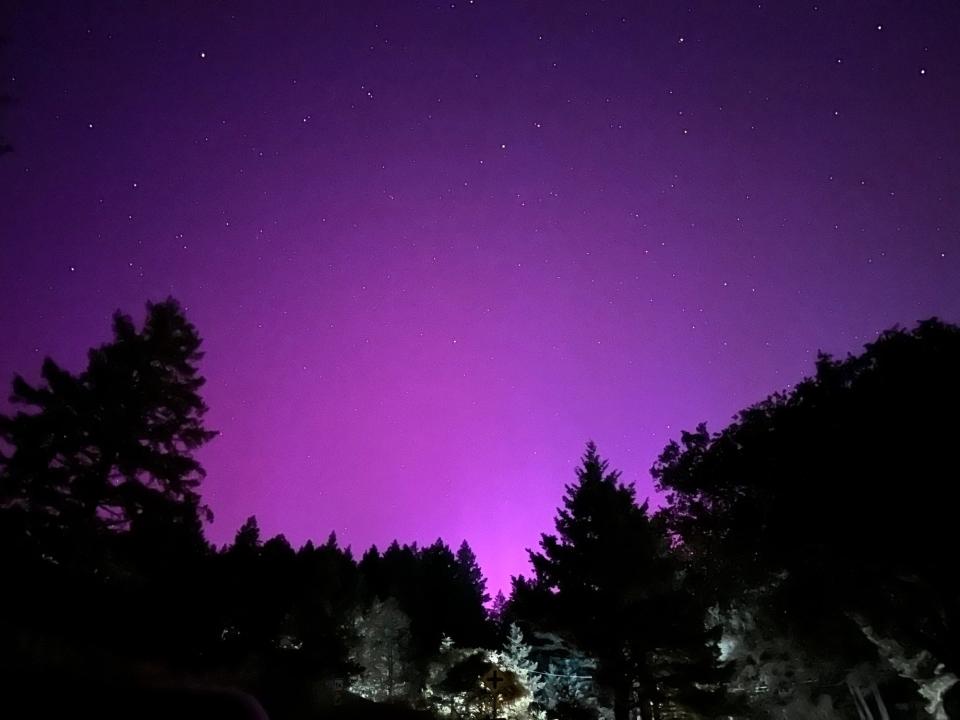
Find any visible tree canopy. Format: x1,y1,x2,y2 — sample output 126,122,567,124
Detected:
4,302,960,720
653,318,960,717
1,298,216,562
515,442,724,720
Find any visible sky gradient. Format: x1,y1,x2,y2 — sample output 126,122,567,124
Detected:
2,1,960,595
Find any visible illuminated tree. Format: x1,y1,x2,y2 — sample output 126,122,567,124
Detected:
349,597,415,702
425,636,492,718
496,624,545,720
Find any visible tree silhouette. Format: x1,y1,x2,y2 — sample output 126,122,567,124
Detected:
456,540,491,606
358,538,495,667
518,442,722,720
0,298,218,665
653,318,960,717
489,590,509,632
234,515,262,552
0,298,216,569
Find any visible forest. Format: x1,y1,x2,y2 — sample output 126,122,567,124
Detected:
2,298,959,720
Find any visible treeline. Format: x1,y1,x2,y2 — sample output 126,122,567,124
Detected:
2,299,959,720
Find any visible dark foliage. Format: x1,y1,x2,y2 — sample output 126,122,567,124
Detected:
514,442,726,720
0,298,217,665
653,318,960,713
0,299,494,720
359,537,494,657
3,302,958,720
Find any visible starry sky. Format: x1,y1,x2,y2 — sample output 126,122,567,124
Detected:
2,1,959,595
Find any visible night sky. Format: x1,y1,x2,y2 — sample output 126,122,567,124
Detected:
2,1,959,595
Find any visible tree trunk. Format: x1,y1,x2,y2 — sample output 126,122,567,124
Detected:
870,681,890,720
387,646,395,699
848,680,873,720
853,613,959,720
613,679,631,720
638,697,654,720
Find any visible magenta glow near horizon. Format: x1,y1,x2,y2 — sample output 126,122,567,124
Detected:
2,2,959,595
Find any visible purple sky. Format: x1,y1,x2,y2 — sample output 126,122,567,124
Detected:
2,1,959,595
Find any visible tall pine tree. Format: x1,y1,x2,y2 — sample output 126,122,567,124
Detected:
520,442,722,720
0,297,216,564
0,298,218,663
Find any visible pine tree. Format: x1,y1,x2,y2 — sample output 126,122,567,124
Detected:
543,655,599,719
0,298,218,664
497,624,546,719
490,590,509,628
456,540,490,606
233,516,262,552
523,442,722,720
0,298,217,566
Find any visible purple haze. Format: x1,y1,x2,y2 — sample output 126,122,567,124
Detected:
2,2,960,595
